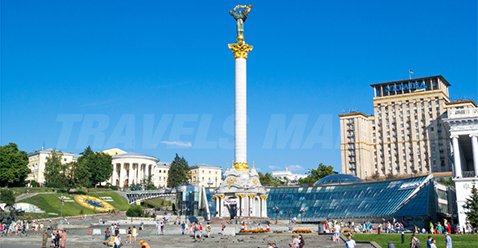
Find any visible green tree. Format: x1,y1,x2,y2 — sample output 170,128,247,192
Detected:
75,146,112,187
144,175,157,190
298,163,336,186
75,147,94,187
0,143,30,186
89,152,113,187
44,151,69,188
0,189,16,206
167,154,190,187
258,172,285,187
463,183,478,228
126,205,144,217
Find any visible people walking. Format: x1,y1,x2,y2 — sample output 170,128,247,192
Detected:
430,239,437,248
299,234,305,248
113,233,121,248
346,235,356,248
410,234,420,248
445,233,452,248
132,226,138,242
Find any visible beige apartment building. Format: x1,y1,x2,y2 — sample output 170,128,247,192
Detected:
340,75,454,179
26,149,77,185
189,165,222,188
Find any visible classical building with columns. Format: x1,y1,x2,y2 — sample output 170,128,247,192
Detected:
110,152,165,189
444,100,478,230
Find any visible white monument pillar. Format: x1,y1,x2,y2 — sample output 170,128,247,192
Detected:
228,42,253,172
452,135,463,177
235,57,247,164
471,134,478,176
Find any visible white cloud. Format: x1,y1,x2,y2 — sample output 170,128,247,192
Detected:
268,165,281,170
267,164,305,173
160,140,192,148
285,164,305,172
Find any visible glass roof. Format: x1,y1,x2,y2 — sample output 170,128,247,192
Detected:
314,174,363,185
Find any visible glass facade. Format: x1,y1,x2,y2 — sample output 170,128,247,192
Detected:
267,176,434,222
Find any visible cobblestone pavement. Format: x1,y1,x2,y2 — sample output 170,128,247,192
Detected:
0,215,375,248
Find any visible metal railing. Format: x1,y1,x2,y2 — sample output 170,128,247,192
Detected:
448,108,478,118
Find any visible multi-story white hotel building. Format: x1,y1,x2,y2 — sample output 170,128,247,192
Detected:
189,165,222,188
340,75,455,179
26,149,77,185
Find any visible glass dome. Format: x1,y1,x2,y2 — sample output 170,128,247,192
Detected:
314,174,363,185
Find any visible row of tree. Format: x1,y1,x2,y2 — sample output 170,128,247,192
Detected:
44,146,112,188
259,163,336,187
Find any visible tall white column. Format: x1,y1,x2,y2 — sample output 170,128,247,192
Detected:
127,163,132,187
470,134,478,176
452,135,463,178
119,163,126,188
235,57,247,164
111,163,117,185
229,42,252,171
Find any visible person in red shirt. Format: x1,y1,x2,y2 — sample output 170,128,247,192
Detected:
447,223,451,234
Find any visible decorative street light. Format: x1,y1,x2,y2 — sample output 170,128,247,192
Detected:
273,206,280,224
299,209,305,223
287,210,293,224
60,195,65,218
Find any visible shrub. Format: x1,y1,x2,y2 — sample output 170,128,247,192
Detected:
126,205,143,217
0,189,15,206
293,228,312,233
239,229,270,233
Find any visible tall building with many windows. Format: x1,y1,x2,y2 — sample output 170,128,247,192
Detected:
189,165,222,188
340,75,454,179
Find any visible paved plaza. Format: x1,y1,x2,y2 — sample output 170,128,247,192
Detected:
0,215,373,248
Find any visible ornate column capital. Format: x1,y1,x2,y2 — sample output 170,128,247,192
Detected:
228,42,253,59
236,193,246,198
450,134,460,139
260,195,268,200
247,193,256,198
469,133,478,138
233,162,249,171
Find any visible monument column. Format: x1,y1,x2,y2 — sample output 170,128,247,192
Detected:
229,42,253,172
452,135,463,177
470,134,478,176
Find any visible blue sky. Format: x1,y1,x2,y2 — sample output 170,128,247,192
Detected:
1,0,477,174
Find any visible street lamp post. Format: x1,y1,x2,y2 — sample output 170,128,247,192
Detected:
299,209,305,223
273,207,280,224
60,195,65,218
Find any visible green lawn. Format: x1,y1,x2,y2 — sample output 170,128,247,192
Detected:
18,191,129,217
143,198,172,210
353,233,478,248
19,193,96,216
10,187,56,195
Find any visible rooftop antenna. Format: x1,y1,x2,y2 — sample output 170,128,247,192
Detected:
408,69,414,79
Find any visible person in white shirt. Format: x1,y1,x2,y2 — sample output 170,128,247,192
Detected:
346,235,356,248
113,233,121,248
